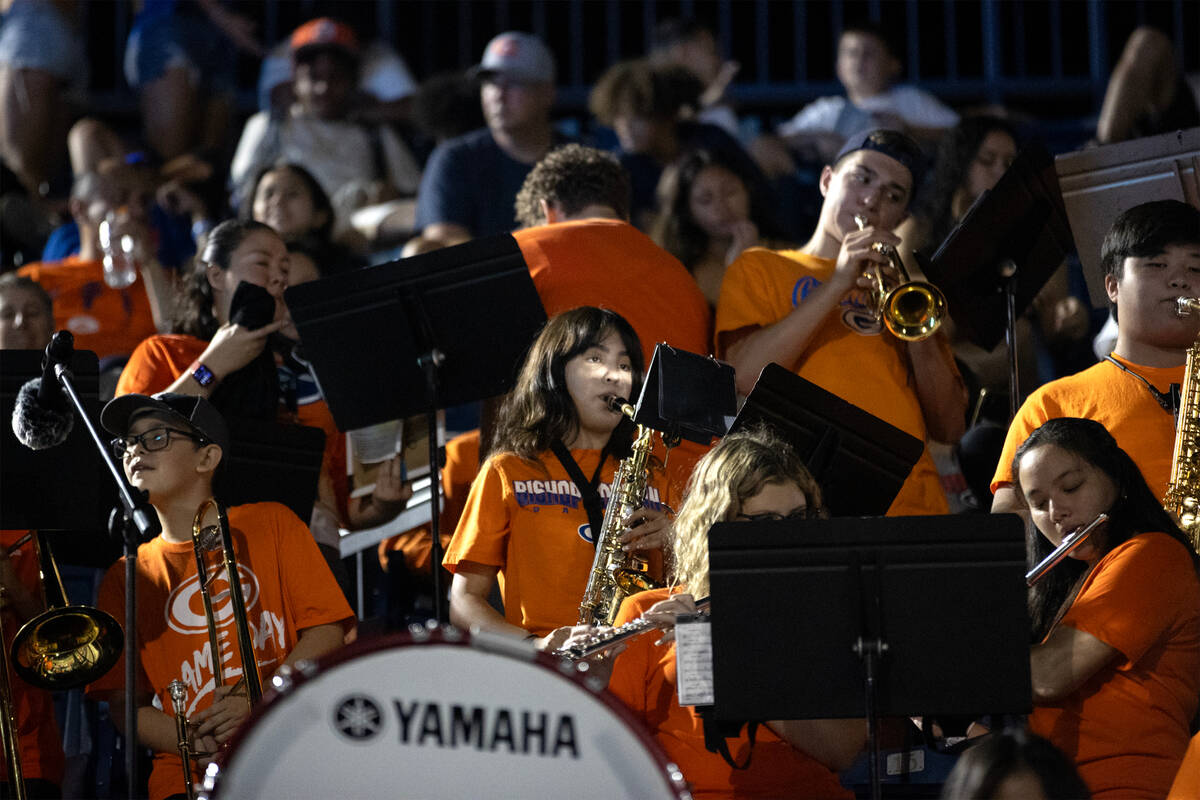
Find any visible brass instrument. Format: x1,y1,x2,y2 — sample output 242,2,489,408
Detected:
170,499,263,795
577,398,663,627
1026,514,1108,587
1164,296,1200,548
852,214,947,341
1,587,27,800
557,596,710,662
168,680,196,800
10,533,123,691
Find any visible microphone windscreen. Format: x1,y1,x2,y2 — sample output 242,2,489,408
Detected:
12,378,74,450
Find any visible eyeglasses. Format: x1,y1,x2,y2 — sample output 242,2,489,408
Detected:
735,507,824,523
111,426,207,459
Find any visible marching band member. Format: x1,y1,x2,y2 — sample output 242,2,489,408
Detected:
444,307,671,646
565,426,865,799
1013,417,1200,799
86,393,353,800
0,532,65,800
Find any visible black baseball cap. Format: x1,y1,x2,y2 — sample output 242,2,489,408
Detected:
833,128,926,191
101,392,231,456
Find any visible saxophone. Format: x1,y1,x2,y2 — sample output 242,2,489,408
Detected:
577,397,662,626
1163,296,1200,549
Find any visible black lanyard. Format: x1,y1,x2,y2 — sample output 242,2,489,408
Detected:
549,441,608,547
1103,356,1180,418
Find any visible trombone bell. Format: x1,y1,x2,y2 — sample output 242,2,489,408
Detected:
12,606,124,690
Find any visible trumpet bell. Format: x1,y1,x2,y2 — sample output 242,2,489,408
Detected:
12,605,124,690
883,281,948,341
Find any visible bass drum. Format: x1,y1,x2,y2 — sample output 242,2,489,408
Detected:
200,626,692,799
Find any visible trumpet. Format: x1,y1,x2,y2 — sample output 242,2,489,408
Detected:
171,499,262,798
852,214,947,341
1026,513,1108,587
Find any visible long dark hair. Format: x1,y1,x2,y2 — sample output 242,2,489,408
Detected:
172,218,282,421
652,148,775,271
1013,417,1197,639
490,307,644,463
242,162,335,242
919,116,1018,251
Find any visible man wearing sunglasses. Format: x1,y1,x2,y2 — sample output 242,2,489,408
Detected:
87,392,353,800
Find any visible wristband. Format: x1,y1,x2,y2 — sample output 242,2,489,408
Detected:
188,360,216,388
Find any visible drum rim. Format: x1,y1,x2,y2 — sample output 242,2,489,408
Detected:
200,625,691,799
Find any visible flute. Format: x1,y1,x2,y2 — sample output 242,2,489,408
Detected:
556,596,711,661
1025,513,1108,587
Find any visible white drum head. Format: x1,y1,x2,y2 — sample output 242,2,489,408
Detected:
203,629,690,799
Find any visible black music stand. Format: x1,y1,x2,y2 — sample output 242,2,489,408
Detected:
708,513,1030,800
216,418,325,523
924,142,1074,417
728,364,923,517
633,344,737,444
285,234,547,622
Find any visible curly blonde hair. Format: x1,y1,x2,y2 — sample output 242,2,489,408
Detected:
670,425,823,597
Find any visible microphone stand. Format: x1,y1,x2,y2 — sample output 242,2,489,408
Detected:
53,362,160,800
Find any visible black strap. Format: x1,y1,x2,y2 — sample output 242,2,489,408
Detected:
550,441,607,547
699,706,758,770
1103,356,1180,417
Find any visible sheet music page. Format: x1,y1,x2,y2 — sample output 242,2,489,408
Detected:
675,616,714,706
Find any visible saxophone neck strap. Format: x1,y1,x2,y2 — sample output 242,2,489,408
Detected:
1103,356,1180,418
550,441,608,548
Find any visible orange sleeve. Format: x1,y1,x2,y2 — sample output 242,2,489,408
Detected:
990,392,1049,493
262,503,355,635
606,590,668,724
115,335,203,396
442,456,510,572
1064,533,1195,663
713,249,776,355
86,559,153,698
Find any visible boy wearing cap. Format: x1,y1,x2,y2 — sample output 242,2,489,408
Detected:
414,31,571,247
716,129,966,515
229,17,421,240
87,392,353,800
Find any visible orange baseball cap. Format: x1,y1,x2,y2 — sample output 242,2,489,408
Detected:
290,18,359,59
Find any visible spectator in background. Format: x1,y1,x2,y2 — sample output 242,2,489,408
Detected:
410,70,487,147
653,148,791,306
939,729,1090,800
412,31,567,248
124,0,265,163
230,18,421,249
589,58,776,233
0,272,53,351
1096,26,1200,145
17,166,172,366
244,162,367,268
648,18,740,137
257,24,418,128
754,22,957,177
0,0,85,199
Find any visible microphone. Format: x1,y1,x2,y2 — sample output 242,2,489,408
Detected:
12,331,76,450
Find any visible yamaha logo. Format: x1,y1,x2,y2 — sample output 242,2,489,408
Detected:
165,564,261,635
333,695,385,742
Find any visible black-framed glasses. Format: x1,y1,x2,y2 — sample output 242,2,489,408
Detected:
111,427,207,459
735,507,824,523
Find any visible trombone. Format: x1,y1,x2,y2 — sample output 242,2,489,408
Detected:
852,214,948,341
3,532,123,800
169,498,262,799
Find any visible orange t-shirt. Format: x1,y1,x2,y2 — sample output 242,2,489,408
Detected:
116,333,349,518
1168,733,1200,799
1029,532,1200,799
607,588,852,799
516,218,714,366
18,256,158,360
715,247,951,516
379,429,481,573
990,356,1181,496
0,531,65,785
86,502,355,800
443,448,668,636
